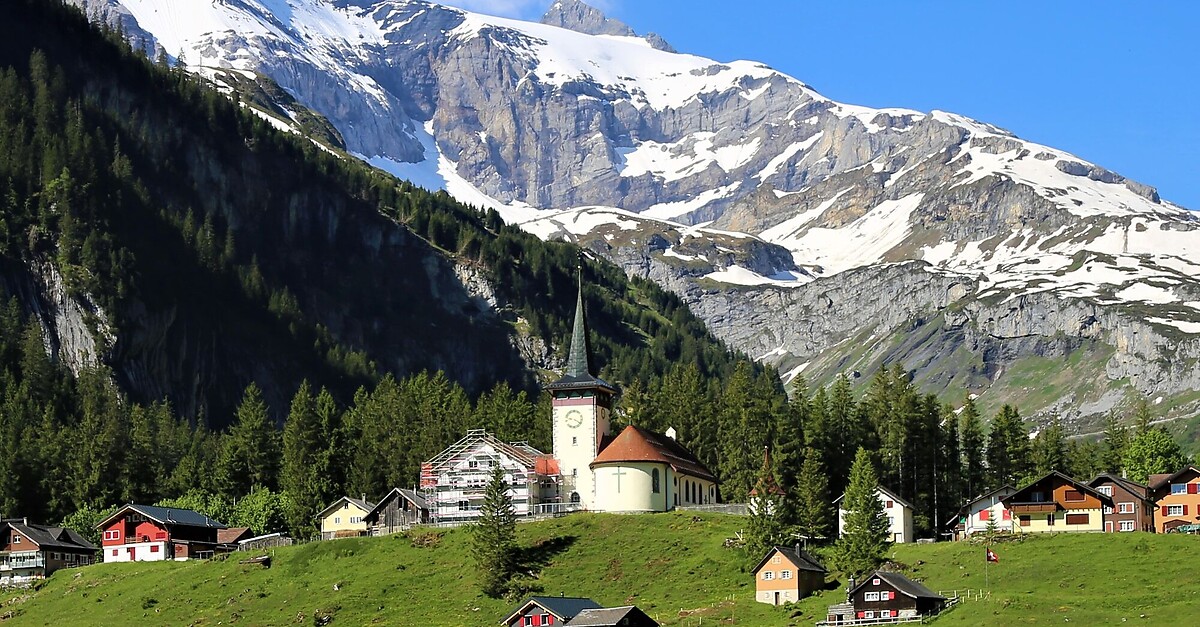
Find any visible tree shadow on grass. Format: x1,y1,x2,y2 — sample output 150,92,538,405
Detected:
515,535,578,578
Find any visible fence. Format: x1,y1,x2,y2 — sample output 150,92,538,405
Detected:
676,503,748,516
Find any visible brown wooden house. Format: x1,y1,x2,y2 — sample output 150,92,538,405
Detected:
825,571,947,622
752,544,827,605
1,518,96,587
1001,471,1111,533
1088,474,1154,533
364,488,429,536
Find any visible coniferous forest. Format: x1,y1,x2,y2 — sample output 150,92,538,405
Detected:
0,1,1183,549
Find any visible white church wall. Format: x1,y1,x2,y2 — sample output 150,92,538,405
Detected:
593,462,670,512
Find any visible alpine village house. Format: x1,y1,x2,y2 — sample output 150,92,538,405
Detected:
1,519,96,587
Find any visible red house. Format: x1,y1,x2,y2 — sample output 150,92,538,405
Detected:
97,504,226,563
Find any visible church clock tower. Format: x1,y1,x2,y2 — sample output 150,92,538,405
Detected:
546,266,616,510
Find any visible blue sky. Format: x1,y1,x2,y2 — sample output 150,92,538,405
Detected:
441,1,1198,209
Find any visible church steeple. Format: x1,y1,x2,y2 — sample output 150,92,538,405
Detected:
566,264,593,378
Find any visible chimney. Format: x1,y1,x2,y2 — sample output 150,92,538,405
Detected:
847,577,856,603
361,494,366,504
795,542,801,555
665,427,677,440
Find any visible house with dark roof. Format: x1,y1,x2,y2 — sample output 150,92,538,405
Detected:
502,596,603,626
565,606,658,626
947,485,1016,540
825,570,947,623
836,485,915,543
1089,474,1154,533
1148,465,1200,532
752,544,827,605
97,504,226,562
1001,471,1111,533
317,496,375,540
1,518,96,587
364,488,430,535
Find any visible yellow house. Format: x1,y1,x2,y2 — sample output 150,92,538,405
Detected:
317,496,375,540
1001,471,1110,534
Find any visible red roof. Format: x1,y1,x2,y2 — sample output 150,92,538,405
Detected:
589,425,716,481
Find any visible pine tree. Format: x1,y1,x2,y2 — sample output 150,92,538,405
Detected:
986,405,1031,488
216,382,280,497
746,448,785,560
834,448,890,577
281,381,327,538
471,465,518,598
1101,411,1130,474
1030,415,1067,478
958,398,986,498
793,447,832,541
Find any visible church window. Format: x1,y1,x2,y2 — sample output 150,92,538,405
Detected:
570,492,581,504
572,436,577,446
572,468,578,477
652,469,660,493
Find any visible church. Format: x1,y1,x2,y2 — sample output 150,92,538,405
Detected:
421,270,718,519
544,271,719,513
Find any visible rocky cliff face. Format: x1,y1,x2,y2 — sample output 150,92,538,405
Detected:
79,0,1200,426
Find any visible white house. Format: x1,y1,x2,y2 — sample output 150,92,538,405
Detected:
420,430,557,524
948,485,1016,540
836,485,915,544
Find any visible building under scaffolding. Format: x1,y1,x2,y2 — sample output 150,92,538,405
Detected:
420,430,561,524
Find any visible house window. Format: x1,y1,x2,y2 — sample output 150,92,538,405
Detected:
762,571,774,580
1098,486,1113,496
1064,489,1084,502
1168,504,1185,516
112,549,118,556
979,509,990,521
1031,491,1045,502
12,536,19,544
541,614,551,625
350,517,361,524
1065,513,1089,525
863,611,875,619
1119,521,1136,532
1046,514,1055,526
652,468,661,494
885,500,894,509
864,592,880,601
468,460,479,469
1103,506,1114,515
1172,483,1187,495
458,500,470,511
524,616,533,626
781,570,792,580
872,578,880,585
1019,515,1031,527
150,545,160,553
888,516,895,527
880,610,892,618
772,555,781,564
1119,502,1135,514
334,517,341,524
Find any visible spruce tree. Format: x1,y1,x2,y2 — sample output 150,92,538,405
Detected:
834,448,890,577
794,447,832,541
471,464,518,598
1030,415,1067,478
986,405,1031,488
1101,411,1130,474
216,382,280,497
282,381,327,538
958,398,986,498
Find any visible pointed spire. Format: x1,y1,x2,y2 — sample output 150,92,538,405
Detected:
566,259,593,378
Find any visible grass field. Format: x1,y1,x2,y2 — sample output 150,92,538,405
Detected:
4,513,1197,626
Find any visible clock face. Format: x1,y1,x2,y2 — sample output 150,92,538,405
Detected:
565,410,584,428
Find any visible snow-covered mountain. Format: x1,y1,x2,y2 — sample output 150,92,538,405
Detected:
72,0,1200,428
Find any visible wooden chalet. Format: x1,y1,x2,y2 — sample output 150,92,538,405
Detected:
1,518,96,587
502,596,603,626
1001,471,1111,533
364,488,430,535
824,570,947,623
752,544,827,605
97,504,226,562
1148,465,1200,532
1088,474,1154,533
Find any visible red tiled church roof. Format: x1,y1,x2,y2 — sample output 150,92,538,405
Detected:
590,425,716,481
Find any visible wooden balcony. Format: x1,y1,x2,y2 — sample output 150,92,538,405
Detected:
1009,502,1058,514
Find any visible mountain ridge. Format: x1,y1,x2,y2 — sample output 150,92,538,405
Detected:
71,0,1200,430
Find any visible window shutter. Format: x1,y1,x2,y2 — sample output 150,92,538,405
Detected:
1185,505,1190,515
1190,484,1197,495
1163,505,1170,517
890,590,896,600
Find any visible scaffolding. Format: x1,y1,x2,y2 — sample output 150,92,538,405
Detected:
421,430,561,524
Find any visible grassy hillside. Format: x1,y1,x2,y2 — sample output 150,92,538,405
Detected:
6,513,1200,626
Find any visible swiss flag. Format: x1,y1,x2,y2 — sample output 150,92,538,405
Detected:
986,548,999,563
